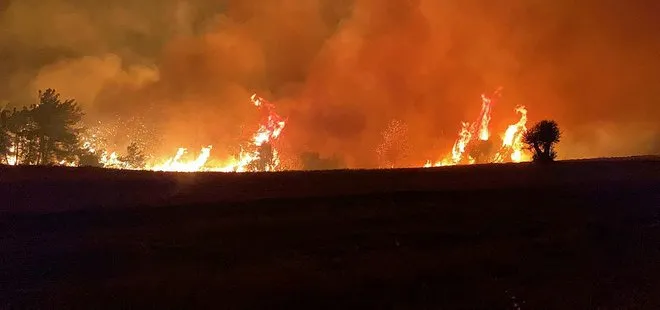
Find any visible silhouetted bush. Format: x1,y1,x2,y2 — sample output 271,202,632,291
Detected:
523,120,561,163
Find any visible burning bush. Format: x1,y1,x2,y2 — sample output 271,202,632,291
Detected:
468,139,495,164
425,89,531,167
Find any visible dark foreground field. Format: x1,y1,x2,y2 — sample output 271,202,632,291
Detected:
1,159,659,309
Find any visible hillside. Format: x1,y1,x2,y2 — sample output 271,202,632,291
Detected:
1,159,659,308
1,158,658,214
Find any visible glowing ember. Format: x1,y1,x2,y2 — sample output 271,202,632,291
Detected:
377,119,410,168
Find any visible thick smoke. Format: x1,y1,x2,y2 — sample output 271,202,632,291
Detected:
1,0,659,167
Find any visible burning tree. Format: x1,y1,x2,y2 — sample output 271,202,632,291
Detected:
248,143,274,171
376,119,410,168
469,139,494,164
523,120,561,162
425,89,533,167
429,89,501,166
119,142,147,168
241,94,286,171
79,115,162,167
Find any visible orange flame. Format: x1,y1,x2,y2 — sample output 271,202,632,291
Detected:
150,146,213,172
145,94,287,173
493,106,529,163
426,88,530,167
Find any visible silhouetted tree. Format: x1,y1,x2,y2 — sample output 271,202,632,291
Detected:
31,89,84,164
119,142,146,168
523,120,561,162
5,107,38,165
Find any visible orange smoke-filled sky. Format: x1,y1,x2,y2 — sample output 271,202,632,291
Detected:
1,0,659,167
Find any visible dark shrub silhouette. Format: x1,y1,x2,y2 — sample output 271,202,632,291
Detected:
523,120,561,162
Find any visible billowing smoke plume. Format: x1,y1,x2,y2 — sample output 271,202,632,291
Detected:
1,0,659,167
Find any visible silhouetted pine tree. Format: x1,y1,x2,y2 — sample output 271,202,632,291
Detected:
1,90,84,165
30,89,84,164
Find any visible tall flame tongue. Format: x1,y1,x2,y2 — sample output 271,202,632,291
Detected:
494,105,528,163
436,88,500,166
234,94,287,172
426,88,530,167
477,88,501,141
250,94,287,146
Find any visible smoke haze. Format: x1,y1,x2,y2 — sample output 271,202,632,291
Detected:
1,0,659,167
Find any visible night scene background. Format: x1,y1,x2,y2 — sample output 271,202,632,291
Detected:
1,0,659,309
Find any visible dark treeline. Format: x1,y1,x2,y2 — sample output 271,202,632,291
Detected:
0,89,85,166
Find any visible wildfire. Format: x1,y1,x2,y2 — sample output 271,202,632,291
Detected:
426,89,531,167
477,87,501,141
6,146,17,165
11,88,535,172
100,152,122,167
493,106,529,163
136,94,287,173
149,146,213,172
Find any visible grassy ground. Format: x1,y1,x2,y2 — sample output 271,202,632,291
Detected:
1,159,659,309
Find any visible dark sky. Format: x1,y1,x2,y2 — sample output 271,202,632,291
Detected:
1,0,659,166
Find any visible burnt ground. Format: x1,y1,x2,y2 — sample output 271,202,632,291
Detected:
0,159,659,309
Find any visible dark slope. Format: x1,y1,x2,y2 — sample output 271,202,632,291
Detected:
1,158,658,213
1,159,659,308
